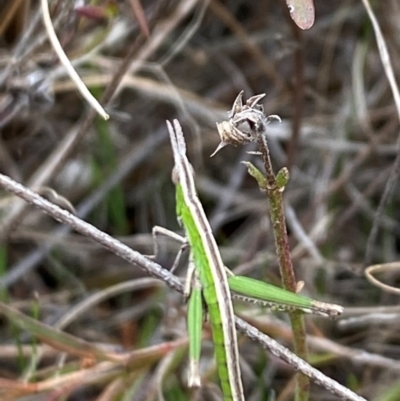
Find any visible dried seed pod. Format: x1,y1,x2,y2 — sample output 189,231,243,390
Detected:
211,91,281,157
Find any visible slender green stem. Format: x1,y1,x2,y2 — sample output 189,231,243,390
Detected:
256,134,310,401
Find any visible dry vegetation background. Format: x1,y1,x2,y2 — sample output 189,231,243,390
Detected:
0,1,400,400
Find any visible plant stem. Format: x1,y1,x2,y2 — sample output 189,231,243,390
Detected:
256,134,310,401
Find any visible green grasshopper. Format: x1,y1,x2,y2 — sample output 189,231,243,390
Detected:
165,119,343,401
168,119,244,400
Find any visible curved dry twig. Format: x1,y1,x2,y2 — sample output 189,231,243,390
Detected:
365,262,400,295
40,0,109,119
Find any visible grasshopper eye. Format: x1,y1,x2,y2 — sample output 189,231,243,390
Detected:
172,163,195,184
172,166,180,185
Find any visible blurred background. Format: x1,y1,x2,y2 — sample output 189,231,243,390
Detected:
0,1,399,400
